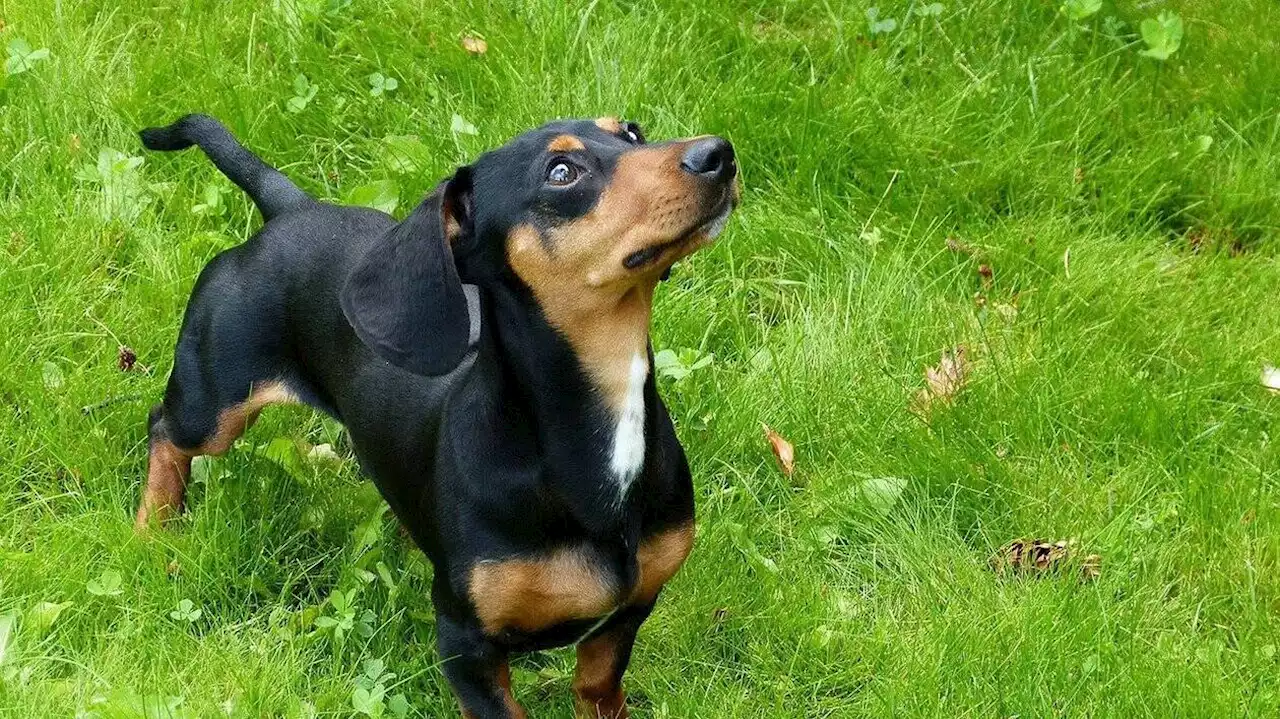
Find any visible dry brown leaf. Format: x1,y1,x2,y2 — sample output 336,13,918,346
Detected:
1031,540,1070,570
461,34,488,55
1073,167,1085,185
991,537,1099,582
911,345,970,414
1241,508,1257,525
1186,228,1205,250
762,424,795,478
926,346,969,398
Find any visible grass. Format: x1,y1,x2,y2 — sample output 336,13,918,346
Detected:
3,0,1280,716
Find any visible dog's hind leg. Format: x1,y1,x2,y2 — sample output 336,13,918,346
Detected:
137,382,297,529
137,381,297,530
136,312,299,531
137,402,194,528
436,617,528,719
136,239,307,530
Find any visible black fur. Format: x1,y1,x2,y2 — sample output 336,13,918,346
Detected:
140,114,313,220
340,173,474,376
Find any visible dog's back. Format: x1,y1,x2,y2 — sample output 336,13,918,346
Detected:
138,116,410,521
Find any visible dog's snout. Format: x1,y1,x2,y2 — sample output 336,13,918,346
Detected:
680,137,736,182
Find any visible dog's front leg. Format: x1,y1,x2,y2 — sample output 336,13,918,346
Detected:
436,613,527,719
572,602,656,719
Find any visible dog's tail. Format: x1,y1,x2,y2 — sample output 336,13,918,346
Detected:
140,114,313,221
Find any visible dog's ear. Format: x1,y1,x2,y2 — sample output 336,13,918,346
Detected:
341,168,474,376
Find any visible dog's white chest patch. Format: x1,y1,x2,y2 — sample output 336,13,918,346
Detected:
609,353,647,491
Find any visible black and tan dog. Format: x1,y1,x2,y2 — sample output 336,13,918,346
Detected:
133,113,737,717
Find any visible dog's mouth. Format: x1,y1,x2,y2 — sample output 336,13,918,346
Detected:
623,196,735,271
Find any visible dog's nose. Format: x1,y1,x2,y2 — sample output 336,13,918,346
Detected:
680,137,736,182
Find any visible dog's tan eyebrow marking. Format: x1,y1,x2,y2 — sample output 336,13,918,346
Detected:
547,134,586,152
594,116,622,133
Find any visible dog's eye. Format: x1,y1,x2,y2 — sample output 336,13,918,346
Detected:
546,161,579,186
623,121,645,145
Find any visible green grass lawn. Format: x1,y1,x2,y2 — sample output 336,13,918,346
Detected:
3,0,1280,716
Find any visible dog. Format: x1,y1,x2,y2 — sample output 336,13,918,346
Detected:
134,113,738,718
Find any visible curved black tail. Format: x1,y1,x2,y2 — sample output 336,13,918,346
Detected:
140,114,313,220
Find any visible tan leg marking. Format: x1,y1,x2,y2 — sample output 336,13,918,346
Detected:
135,381,296,530
631,522,695,603
574,632,629,719
468,524,695,634
135,440,193,528
469,547,619,635
496,663,527,719
196,381,298,455
569,524,694,717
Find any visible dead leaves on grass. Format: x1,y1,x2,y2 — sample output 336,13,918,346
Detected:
78,344,151,413
911,345,971,415
977,263,993,290
1080,553,1102,581
990,537,1101,583
461,34,488,55
762,424,795,479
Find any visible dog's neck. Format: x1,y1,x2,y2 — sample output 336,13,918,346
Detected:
488,280,658,528
563,286,654,493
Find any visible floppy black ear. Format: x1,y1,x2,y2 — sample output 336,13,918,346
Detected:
341,169,474,376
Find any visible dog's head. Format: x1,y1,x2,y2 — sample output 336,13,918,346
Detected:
342,117,738,376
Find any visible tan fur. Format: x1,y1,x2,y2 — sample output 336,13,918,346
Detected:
594,116,622,133
135,381,297,529
548,134,587,152
467,523,695,638
574,633,629,718
136,440,192,528
631,523,695,603
443,188,466,244
469,547,621,635
566,524,693,718
505,143,714,413
198,382,297,455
